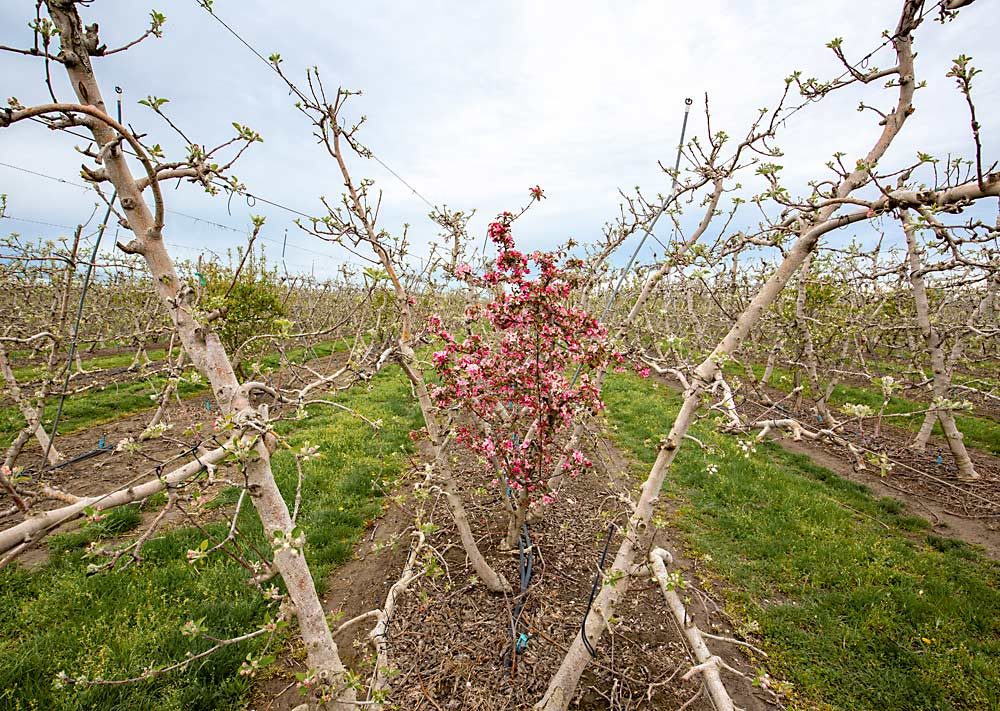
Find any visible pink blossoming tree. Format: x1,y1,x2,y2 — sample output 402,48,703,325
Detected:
429,210,624,547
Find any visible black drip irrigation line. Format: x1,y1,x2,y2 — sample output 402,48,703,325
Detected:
501,426,536,667
503,521,535,668
21,443,112,477
580,522,615,658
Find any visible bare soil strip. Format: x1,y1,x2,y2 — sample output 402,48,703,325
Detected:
739,385,1000,559
256,435,773,711
1,352,353,562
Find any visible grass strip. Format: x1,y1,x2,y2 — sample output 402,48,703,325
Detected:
0,364,420,710
603,373,1000,710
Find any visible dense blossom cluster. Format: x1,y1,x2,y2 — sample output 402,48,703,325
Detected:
429,211,625,506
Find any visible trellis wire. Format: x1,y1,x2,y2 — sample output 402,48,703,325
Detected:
38,88,125,472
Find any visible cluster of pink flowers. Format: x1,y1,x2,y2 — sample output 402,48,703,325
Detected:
428,211,624,506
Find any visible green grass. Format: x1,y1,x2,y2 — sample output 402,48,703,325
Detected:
603,374,1000,711
7,348,170,384
258,338,347,370
0,377,209,450
0,364,421,710
0,340,347,451
733,362,1000,455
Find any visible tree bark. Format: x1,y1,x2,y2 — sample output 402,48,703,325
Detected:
536,16,923,704
900,209,978,479
41,3,357,705
0,344,61,467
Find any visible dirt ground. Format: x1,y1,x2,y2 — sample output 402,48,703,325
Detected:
10,354,998,708
1,351,354,567
736,381,1000,558
254,435,777,711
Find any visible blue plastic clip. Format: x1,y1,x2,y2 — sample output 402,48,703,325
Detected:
516,632,529,652
98,433,107,449
204,399,212,411
817,414,823,423
936,454,943,466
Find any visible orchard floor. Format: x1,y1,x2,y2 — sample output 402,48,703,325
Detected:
1,364,998,709
255,434,768,711
255,374,1000,710
739,379,1000,558
604,374,1000,710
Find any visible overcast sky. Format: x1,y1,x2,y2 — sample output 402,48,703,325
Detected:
1,1,997,278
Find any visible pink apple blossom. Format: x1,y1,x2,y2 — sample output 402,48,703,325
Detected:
428,211,622,507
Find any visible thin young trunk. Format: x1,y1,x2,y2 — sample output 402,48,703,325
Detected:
128,343,150,371
73,351,88,375
901,210,978,479
504,486,529,550
3,427,37,475
428,431,512,594
794,253,835,425
141,334,184,438
911,410,936,451
356,147,508,593
397,339,510,592
914,272,1000,450
761,339,782,386
0,344,61,466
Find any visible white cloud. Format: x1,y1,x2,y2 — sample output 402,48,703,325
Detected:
1,0,996,274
